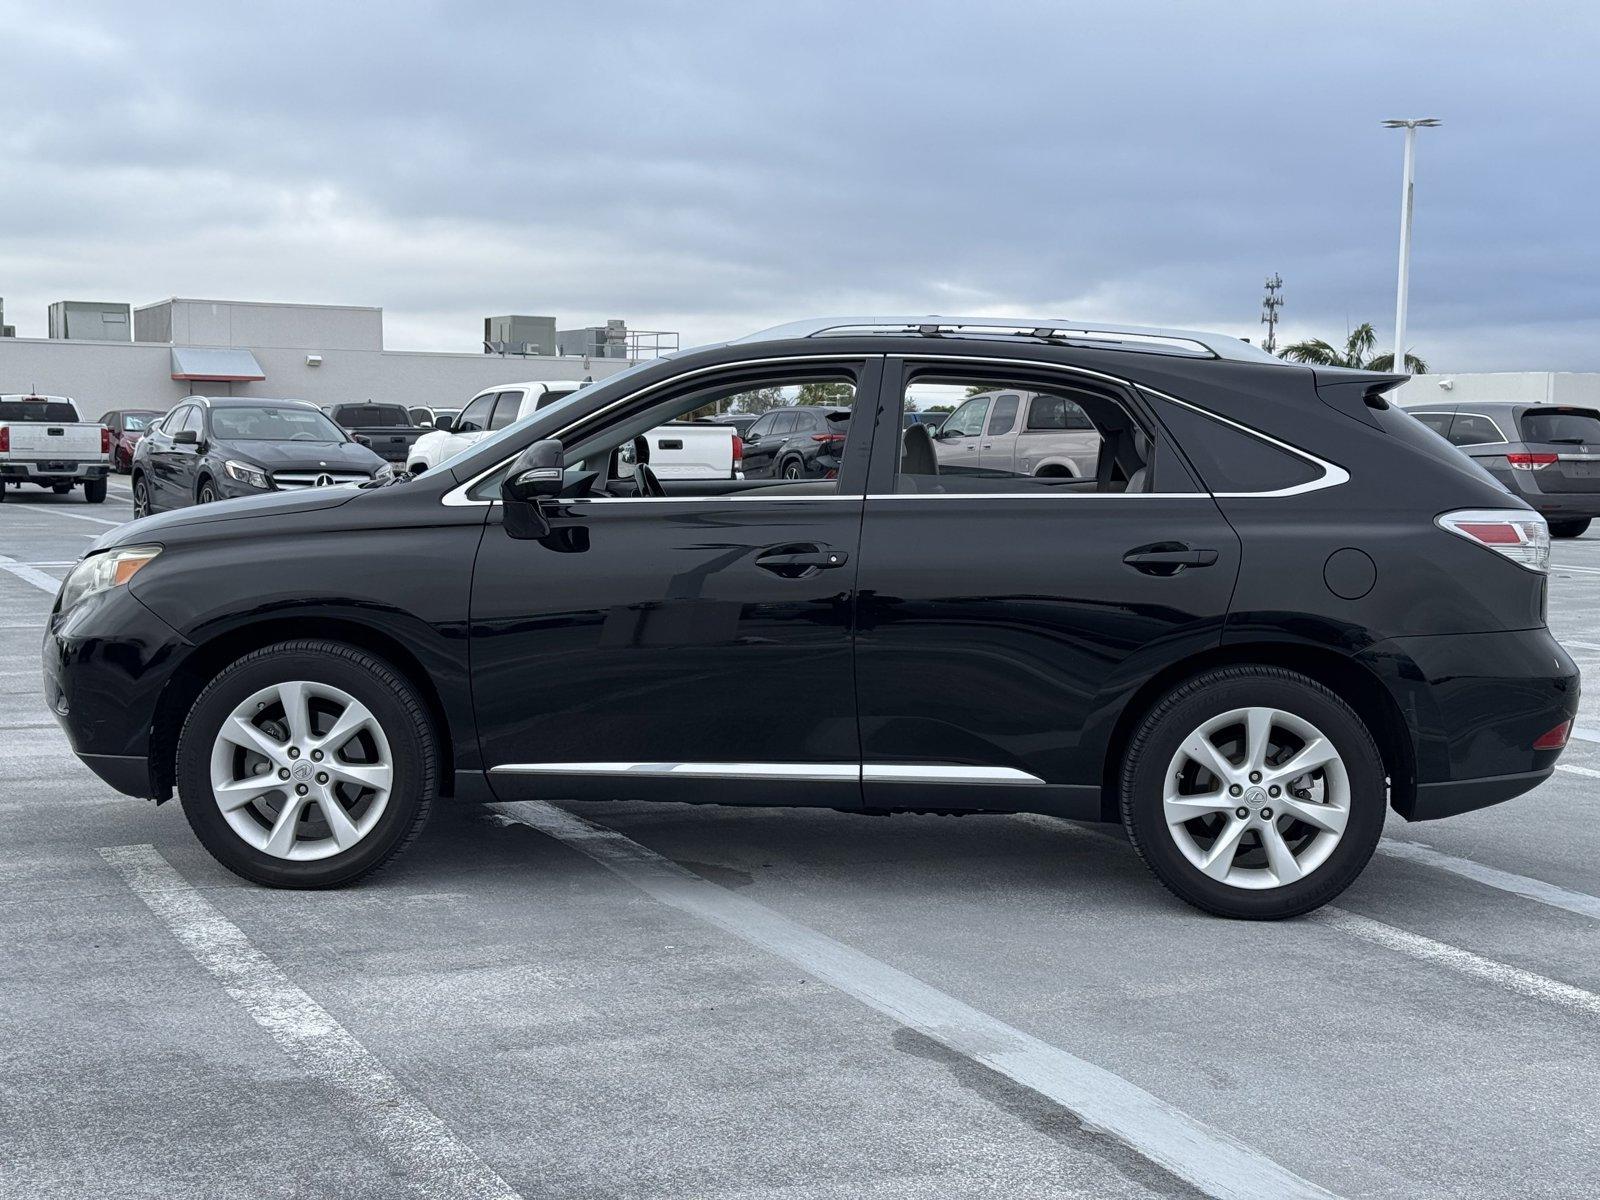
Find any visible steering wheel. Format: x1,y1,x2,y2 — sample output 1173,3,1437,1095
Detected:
635,462,666,498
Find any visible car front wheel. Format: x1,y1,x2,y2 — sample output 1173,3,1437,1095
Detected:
1120,666,1385,919
131,475,152,517
175,640,436,887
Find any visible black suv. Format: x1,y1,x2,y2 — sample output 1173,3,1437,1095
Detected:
740,405,852,478
47,318,1577,919
1404,400,1600,538
130,397,391,516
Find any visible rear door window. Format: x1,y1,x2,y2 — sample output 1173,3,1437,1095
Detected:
488,392,525,431
987,394,1020,436
1520,408,1600,445
1446,413,1505,446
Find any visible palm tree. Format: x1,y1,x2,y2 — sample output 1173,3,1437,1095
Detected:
1278,322,1427,374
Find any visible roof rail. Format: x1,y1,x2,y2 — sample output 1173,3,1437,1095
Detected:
732,316,1286,365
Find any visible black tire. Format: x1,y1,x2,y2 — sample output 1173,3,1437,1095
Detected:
131,474,152,517
197,478,218,505
782,458,804,480
83,478,107,504
1119,666,1386,920
1550,518,1590,539
175,640,437,888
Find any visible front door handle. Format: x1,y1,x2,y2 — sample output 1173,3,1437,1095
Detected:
755,544,850,578
1122,543,1219,575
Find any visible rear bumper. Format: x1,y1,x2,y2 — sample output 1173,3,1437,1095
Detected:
1,459,110,482
1358,628,1579,821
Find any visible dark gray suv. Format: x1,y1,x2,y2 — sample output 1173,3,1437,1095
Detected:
1404,400,1600,537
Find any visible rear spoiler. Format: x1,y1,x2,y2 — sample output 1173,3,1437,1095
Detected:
1310,368,1409,430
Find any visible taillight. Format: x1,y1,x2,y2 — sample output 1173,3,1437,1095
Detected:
1507,452,1558,470
0,426,8,453
730,433,743,476
101,427,112,454
1534,720,1572,750
811,433,846,446
1437,509,1549,573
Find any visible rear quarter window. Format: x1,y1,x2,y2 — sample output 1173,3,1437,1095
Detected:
1148,399,1323,493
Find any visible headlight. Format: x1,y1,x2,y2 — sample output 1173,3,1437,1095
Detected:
374,462,395,481
224,459,270,489
58,546,161,613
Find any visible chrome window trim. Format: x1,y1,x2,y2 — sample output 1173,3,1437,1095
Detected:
442,353,875,507
487,761,1045,785
1409,409,1509,449
444,350,1347,506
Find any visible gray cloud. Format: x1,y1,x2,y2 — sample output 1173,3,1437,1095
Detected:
2,0,1597,370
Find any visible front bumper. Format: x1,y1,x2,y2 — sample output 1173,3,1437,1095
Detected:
1358,627,1579,820
44,584,191,800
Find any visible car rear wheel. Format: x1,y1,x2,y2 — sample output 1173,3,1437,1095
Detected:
1120,666,1385,919
782,458,804,480
175,640,436,887
1550,518,1590,539
83,478,107,504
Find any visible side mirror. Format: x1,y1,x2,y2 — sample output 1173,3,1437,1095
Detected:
434,415,455,433
502,439,565,504
354,434,371,446
172,429,199,446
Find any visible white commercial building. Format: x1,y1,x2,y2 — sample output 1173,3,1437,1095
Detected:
0,297,645,421
1392,371,1600,408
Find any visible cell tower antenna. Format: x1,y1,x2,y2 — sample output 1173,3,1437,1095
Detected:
1260,274,1284,355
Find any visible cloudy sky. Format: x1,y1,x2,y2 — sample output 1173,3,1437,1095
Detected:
2,0,1597,371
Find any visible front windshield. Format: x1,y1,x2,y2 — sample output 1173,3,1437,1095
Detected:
123,412,160,431
211,406,347,442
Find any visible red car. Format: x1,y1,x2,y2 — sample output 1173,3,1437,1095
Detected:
101,409,165,474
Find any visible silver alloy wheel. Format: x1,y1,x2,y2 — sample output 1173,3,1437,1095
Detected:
132,479,150,518
1162,706,1350,890
208,680,394,861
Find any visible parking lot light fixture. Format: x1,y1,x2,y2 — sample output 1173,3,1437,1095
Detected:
1383,117,1442,375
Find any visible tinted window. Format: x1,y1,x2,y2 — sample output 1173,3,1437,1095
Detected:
1409,411,1454,436
335,404,408,426
1151,400,1321,493
488,391,524,431
1520,408,1600,444
456,393,496,435
745,413,776,439
772,411,800,436
987,395,1020,436
535,388,577,411
210,406,344,442
1027,395,1094,430
179,407,206,436
0,399,78,423
1447,414,1504,446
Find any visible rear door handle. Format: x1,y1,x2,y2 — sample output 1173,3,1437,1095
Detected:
1122,544,1218,575
755,544,850,578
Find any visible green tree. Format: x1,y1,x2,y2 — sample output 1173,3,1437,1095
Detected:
1278,322,1428,374
795,381,855,406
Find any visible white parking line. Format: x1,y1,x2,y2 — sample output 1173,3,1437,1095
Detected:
0,553,64,594
1313,908,1600,1020
10,505,123,527
1376,839,1600,921
491,800,1336,1200
98,844,523,1200
1557,763,1600,779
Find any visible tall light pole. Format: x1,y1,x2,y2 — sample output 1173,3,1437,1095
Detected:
1382,117,1441,374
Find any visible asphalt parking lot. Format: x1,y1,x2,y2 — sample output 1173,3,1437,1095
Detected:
3,483,1599,1200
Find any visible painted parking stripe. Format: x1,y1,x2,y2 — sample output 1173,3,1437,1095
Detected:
491,800,1337,1200
0,553,64,594
99,844,523,1200
1557,762,1600,779
1565,729,1600,745
1313,908,1600,1020
1376,839,1600,921
10,505,123,527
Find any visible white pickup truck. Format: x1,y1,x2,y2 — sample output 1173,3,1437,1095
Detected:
0,395,112,503
407,380,740,480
